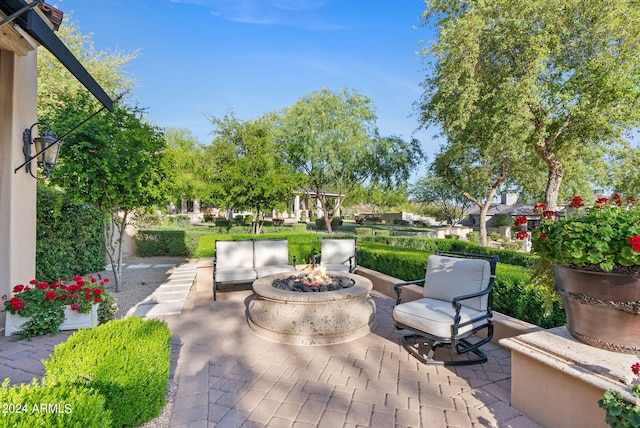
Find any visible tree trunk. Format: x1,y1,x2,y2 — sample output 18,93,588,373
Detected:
103,210,128,292
544,160,564,211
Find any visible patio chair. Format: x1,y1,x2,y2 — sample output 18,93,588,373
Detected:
312,238,357,272
253,239,296,278
392,251,498,366
213,240,256,301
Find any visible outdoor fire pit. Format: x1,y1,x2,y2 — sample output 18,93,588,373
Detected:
248,267,377,345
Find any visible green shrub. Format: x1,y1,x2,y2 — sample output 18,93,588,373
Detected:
492,213,510,227
444,234,460,240
215,219,232,228
489,231,501,241
36,187,106,282
135,230,188,256
43,317,171,428
468,231,481,244
0,379,112,427
355,227,373,236
291,223,307,232
315,217,342,230
358,243,428,280
97,290,118,325
176,214,191,227
272,218,285,226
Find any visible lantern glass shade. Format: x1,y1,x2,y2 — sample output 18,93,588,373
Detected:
33,128,60,176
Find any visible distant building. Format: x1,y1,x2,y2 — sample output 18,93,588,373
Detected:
466,193,542,230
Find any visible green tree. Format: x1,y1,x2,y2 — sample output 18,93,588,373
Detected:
37,15,136,118
277,88,422,232
411,172,472,225
205,113,299,234
164,128,209,208
47,93,172,291
419,0,640,210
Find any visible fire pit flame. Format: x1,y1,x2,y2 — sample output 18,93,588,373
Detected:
301,263,331,288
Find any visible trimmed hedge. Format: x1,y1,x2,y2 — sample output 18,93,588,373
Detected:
43,317,171,428
0,379,112,427
36,187,106,282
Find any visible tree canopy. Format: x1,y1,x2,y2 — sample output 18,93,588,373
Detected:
276,88,423,232
419,0,640,210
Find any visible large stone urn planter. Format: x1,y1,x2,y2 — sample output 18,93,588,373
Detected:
554,265,640,353
4,304,99,336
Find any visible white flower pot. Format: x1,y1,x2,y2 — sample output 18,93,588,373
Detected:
4,304,99,336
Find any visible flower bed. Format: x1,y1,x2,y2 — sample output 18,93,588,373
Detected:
2,275,107,339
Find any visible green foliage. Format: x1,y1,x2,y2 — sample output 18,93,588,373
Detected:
355,227,374,236
97,290,117,325
16,307,66,341
444,234,460,240
176,214,191,227
411,172,472,225
136,230,189,256
36,187,106,282
532,202,640,271
599,389,640,428
467,231,480,244
0,378,112,428
488,232,501,241
316,217,343,230
375,229,391,236
291,223,307,232
492,214,510,227
43,317,171,428
358,243,428,280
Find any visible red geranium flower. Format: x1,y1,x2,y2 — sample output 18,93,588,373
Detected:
612,193,622,206
37,282,49,290
13,285,24,293
543,210,558,220
629,235,640,253
93,288,103,295
70,303,81,311
539,233,547,239
534,203,546,212
10,297,25,311
84,294,92,300
29,279,37,285
514,216,528,227
45,291,57,301
569,196,584,208
94,298,101,304
515,230,529,240
595,197,608,205
632,362,640,376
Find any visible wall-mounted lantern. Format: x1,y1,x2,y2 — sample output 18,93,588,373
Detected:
22,123,61,179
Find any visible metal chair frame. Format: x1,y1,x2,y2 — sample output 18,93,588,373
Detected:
393,251,498,366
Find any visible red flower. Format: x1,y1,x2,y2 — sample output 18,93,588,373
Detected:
569,196,584,208
627,196,637,204
101,278,110,284
612,193,622,206
632,362,640,376
595,197,608,205
83,287,91,293
543,210,558,220
72,275,82,282
84,294,92,300
12,285,25,293
539,233,547,239
89,276,97,283
59,294,68,300
629,235,640,252
514,216,528,227
94,298,101,304
70,303,81,311
534,203,546,212
10,297,25,311
45,291,57,301
29,279,37,285
37,282,49,290
93,288,103,295
515,230,529,240
76,279,85,287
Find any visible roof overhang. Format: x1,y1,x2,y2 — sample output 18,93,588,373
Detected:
0,0,113,111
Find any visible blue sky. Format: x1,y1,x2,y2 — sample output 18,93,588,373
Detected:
53,0,440,167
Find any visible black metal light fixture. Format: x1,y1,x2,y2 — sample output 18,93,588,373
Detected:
22,123,61,178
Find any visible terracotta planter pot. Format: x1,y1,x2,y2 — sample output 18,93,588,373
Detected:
553,265,640,353
4,304,99,336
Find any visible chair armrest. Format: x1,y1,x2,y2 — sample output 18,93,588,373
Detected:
394,279,425,305
450,281,494,310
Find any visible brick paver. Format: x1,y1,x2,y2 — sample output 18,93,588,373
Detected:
0,261,543,428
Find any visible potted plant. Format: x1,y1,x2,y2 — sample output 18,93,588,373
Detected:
531,195,640,353
2,275,108,340
598,363,640,427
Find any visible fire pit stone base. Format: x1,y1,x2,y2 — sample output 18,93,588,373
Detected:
248,272,377,345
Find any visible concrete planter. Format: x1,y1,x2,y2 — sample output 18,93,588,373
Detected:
4,304,99,336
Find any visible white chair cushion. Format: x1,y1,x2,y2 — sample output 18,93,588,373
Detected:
215,267,257,283
393,297,488,338
321,239,355,266
216,241,254,269
423,255,490,311
323,264,350,272
254,240,290,267
255,265,295,278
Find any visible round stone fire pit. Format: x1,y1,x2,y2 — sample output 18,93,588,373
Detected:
248,271,377,345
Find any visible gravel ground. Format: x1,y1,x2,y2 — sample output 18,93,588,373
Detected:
91,256,189,428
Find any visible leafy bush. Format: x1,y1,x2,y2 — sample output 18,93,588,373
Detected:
291,223,307,232
176,214,191,227
358,243,428,280
36,187,106,282
135,230,188,256
468,231,480,244
444,234,460,240
97,290,117,325
0,379,112,427
272,218,285,226
214,219,232,228
43,317,171,428
315,217,342,230
355,227,373,236
489,231,501,241
375,229,391,236
492,213,510,227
